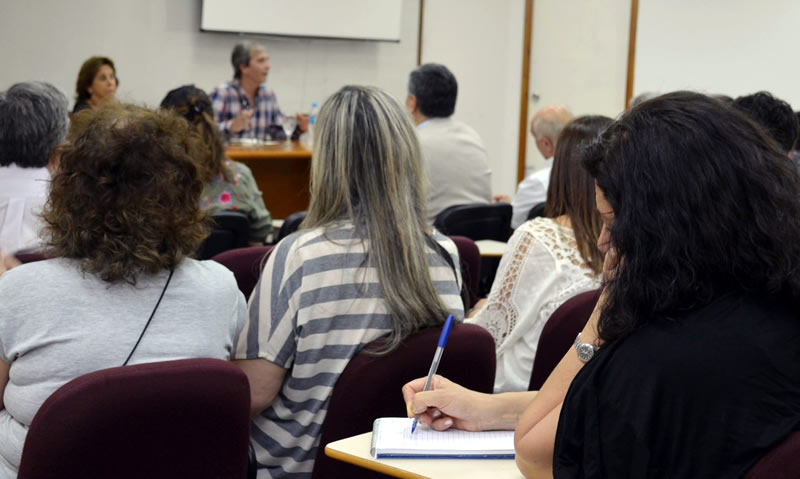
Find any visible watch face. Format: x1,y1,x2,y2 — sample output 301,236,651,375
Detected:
577,343,595,362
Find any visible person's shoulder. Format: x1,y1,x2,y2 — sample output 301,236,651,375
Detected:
229,160,254,177
261,83,276,96
209,82,236,96
449,118,482,136
518,216,553,232
531,166,552,182
0,258,75,292
430,229,457,252
272,225,330,259
177,258,237,290
72,99,89,114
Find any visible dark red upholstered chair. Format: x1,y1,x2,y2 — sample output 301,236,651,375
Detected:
448,235,481,308
528,289,602,391
313,323,496,479
14,251,50,264
18,359,251,479
212,245,273,299
744,432,800,479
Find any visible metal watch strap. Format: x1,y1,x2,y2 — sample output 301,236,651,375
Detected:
574,332,596,363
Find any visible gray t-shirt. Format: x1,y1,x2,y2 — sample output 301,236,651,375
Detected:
0,257,246,477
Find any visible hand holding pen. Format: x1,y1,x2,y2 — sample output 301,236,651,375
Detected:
411,314,455,433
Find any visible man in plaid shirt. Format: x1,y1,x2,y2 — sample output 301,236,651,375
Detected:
210,41,307,144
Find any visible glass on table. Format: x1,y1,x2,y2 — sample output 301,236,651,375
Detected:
282,116,297,142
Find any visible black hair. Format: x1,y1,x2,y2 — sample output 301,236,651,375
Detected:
584,91,800,343
732,91,798,152
160,84,213,120
408,63,458,118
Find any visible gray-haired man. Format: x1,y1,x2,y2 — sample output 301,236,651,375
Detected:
209,41,307,143
0,82,69,254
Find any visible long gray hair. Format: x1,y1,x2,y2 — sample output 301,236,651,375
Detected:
304,85,452,353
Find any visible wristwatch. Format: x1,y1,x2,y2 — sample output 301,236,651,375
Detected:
574,333,597,362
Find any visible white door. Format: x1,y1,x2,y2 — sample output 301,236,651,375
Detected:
524,0,631,175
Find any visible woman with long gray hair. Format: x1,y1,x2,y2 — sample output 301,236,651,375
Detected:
233,85,464,477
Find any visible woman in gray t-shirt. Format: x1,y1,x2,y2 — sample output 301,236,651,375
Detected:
0,104,246,477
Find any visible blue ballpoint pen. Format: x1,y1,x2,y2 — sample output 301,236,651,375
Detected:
411,314,455,433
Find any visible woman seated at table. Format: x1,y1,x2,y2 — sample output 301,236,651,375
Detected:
161,85,273,244
0,104,246,477
403,92,800,478
467,115,610,393
233,85,464,477
72,56,118,113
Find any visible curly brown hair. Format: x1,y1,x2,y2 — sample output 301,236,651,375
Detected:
41,103,211,284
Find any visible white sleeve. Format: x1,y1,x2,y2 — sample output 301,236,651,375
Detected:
511,175,547,228
466,224,558,354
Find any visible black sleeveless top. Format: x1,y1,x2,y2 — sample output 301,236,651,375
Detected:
554,293,800,478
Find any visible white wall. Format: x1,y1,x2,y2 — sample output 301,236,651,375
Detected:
635,0,800,107
0,0,420,113
524,0,631,175
421,0,525,198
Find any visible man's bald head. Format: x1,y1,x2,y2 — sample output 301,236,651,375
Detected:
531,104,572,159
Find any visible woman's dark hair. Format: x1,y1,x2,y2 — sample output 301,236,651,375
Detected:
544,115,612,275
41,103,210,284
160,84,229,181
584,91,800,342
75,56,118,101
732,91,798,152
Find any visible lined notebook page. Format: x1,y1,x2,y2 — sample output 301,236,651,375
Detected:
371,417,515,458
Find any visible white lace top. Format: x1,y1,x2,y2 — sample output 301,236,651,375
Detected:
466,217,601,392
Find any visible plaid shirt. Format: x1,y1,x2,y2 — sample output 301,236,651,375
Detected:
209,80,287,143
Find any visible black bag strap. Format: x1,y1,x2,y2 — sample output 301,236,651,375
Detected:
425,234,469,313
122,269,174,366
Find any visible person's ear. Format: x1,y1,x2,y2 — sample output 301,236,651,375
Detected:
406,94,417,115
542,137,555,158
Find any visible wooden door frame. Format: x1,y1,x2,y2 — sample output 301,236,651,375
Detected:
625,0,640,109
516,0,534,183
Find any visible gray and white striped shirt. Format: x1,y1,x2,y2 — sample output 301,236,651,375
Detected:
235,222,463,478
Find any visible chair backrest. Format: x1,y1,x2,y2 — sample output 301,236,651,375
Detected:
529,289,601,391
312,324,496,479
18,358,251,479
197,211,251,260
448,235,481,308
277,210,307,242
434,203,512,242
212,245,274,299
527,201,546,221
744,432,800,479
14,251,49,264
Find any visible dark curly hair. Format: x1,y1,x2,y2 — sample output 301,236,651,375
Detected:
732,91,798,152
41,103,211,284
160,85,229,182
544,115,612,275
584,91,800,343
408,63,457,118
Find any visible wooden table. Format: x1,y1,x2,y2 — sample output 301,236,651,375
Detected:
325,432,524,479
225,142,312,220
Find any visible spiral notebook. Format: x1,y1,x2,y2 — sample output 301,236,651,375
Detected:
370,417,515,459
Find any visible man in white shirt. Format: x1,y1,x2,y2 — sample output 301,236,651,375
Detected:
495,104,572,228
406,63,492,224
0,82,68,254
